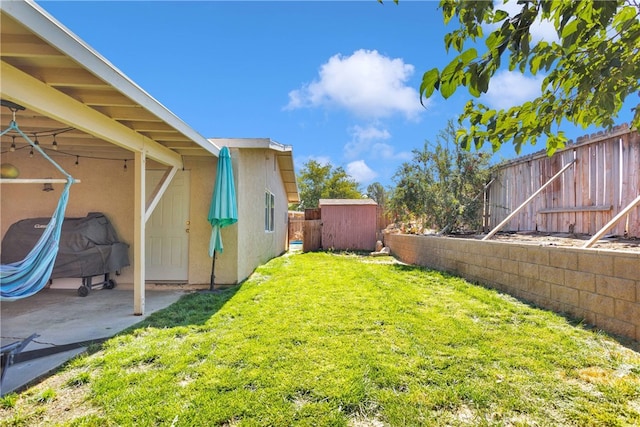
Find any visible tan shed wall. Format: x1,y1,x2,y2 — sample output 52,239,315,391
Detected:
321,204,377,251
385,232,640,343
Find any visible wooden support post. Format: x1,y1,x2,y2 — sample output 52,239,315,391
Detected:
134,150,146,315
582,194,640,248
483,159,576,240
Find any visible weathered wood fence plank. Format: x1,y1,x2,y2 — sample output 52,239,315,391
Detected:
487,126,640,237
303,220,322,252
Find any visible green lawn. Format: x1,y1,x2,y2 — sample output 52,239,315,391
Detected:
2,252,639,426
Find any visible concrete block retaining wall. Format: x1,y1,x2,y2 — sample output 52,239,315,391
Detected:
385,232,640,343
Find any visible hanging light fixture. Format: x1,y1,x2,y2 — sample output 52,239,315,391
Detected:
52,134,58,150
75,155,79,166
10,136,16,152
123,159,127,171
43,178,54,192
29,147,34,158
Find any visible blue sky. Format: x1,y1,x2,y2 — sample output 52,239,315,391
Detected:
38,0,636,189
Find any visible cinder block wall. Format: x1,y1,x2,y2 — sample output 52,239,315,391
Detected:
385,233,640,343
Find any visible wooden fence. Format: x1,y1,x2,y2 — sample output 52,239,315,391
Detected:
303,220,322,252
485,125,640,237
288,219,304,241
288,211,304,243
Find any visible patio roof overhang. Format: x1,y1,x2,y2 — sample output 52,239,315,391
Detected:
0,0,220,315
1,0,219,161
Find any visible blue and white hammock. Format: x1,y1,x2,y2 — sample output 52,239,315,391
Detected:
1,120,77,301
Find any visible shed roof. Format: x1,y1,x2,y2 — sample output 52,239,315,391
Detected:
319,199,377,206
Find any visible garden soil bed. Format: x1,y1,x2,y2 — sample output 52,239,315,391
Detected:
450,231,640,253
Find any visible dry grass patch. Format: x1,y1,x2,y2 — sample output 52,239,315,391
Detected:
0,365,105,426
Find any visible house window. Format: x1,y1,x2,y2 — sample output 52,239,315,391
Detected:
265,191,275,232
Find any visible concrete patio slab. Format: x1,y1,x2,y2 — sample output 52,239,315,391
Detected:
1,286,188,395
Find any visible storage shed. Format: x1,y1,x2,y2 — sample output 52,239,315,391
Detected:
319,199,378,251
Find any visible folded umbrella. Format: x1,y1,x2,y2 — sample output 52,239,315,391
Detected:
208,146,237,289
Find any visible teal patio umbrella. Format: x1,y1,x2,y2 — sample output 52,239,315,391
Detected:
208,146,237,290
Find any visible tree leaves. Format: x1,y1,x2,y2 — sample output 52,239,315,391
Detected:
420,0,640,155
420,68,440,100
421,48,478,102
297,160,362,208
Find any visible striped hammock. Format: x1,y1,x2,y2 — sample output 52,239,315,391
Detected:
1,120,76,300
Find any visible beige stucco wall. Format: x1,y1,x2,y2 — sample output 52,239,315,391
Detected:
385,232,640,343
180,156,238,286
233,147,288,283
0,153,220,287
145,147,290,287
1,147,290,289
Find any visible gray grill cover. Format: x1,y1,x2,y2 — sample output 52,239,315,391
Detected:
1,212,130,279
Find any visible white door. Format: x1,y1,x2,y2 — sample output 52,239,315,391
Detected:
145,170,190,281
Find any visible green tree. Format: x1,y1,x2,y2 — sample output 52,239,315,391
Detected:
414,0,640,155
297,160,362,209
390,120,491,233
389,145,433,227
366,182,388,207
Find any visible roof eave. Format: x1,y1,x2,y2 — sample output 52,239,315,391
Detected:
211,138,299,203
4,0,219,157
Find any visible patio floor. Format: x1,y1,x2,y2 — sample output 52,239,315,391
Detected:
1,286,188,395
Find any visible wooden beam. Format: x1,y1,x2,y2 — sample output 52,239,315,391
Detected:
582,194,640,248
64,90,135,107
1,61,182,167
91,105,163,122
0,34,66,57
483,159,577,240
538,205,612,214
118,121,177,133
19,67,107,88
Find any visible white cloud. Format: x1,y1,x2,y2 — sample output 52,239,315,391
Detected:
343,125,412,162
344,125,391,159
372,143,413,161
529,19,558,44
491,0,558,43
346,160,378,184
482,70,544,110
285,49,425,119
